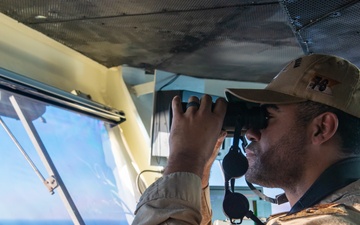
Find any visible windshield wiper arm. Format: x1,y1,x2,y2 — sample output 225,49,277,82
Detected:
0,116,58,194
9,95,85,225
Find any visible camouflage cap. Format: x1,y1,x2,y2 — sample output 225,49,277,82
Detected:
225,54,360,118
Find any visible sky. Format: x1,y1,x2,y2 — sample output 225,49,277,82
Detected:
0,97,131,223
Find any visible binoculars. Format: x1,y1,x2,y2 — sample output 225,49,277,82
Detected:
177,102,268,136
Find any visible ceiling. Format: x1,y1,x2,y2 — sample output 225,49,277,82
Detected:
1,0,360,84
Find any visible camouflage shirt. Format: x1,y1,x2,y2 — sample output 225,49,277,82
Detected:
266,179,360,225
133,169,360,225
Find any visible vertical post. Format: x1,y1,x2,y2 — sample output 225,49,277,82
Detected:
9,95,85,225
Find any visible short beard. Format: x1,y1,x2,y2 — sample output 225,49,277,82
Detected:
245,125,308,191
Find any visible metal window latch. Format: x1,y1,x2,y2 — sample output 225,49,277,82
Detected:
44,175,58,195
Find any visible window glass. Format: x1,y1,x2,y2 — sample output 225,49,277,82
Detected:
0,89,135,224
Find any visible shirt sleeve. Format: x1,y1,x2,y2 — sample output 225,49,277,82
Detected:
200,185,212,225
132,172,203,225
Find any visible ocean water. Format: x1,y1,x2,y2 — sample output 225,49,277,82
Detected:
0,220,128,225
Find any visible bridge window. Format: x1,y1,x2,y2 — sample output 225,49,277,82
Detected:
0,69,134,224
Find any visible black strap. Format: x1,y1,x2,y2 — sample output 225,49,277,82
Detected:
289,157,360,214
246,180,288,205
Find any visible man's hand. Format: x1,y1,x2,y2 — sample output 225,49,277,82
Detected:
164,95,227,178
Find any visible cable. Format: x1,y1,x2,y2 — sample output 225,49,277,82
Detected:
136,169,164,194
26,3,279,25
158,74,180,91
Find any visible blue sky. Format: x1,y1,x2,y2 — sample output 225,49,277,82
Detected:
0,102,128,223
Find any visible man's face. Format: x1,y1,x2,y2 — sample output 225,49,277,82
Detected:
244,103,310,190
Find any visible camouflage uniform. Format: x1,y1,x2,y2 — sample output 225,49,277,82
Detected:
267,179,360,225
133,166,360,225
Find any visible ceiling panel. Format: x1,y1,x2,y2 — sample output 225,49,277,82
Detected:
1,1,359,84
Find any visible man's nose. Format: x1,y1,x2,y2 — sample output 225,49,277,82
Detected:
245,128,261,142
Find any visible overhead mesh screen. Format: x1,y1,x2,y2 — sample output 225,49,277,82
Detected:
0,1,303,83
280,0,360,66
2,1,360,81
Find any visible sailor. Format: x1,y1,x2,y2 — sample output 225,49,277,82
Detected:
133,54,360,225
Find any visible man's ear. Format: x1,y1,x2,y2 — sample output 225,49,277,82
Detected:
311,112,338,145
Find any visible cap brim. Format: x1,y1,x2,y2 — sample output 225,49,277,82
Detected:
225,88,307,104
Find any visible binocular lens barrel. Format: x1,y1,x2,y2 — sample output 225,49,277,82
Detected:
175,102,268,136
